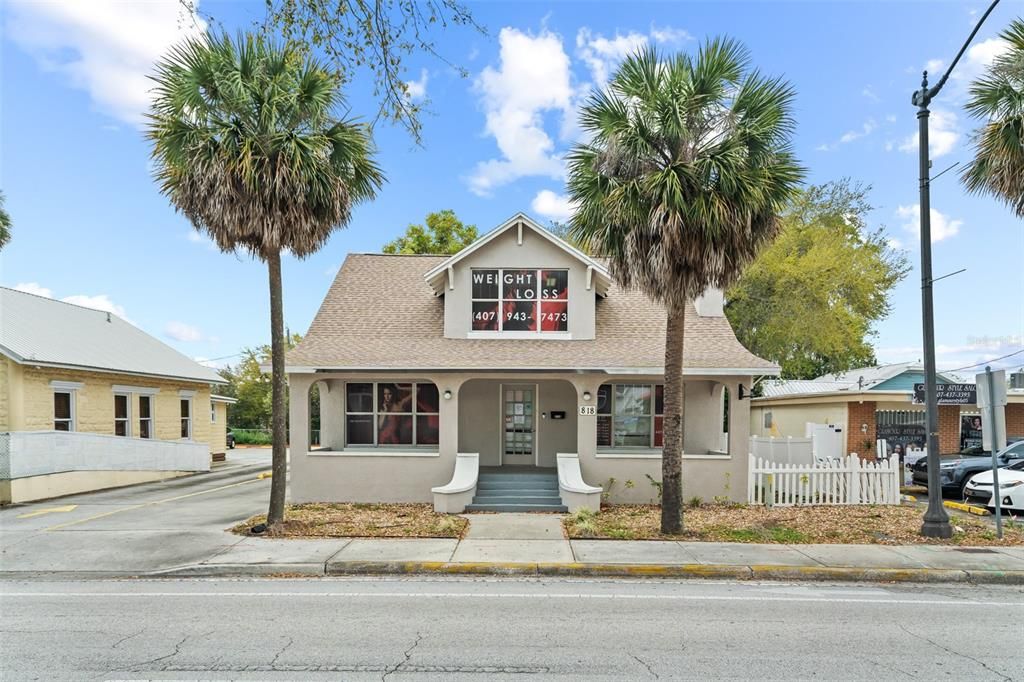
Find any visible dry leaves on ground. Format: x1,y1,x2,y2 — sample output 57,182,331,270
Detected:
232,503,468,539
564,503,1024,545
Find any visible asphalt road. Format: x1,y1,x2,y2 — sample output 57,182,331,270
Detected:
2,577,1022,681
0,449,273,575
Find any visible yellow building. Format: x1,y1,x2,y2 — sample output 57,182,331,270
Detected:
1,287,227,503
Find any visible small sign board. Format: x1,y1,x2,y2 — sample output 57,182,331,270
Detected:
579,405,596,416
912,383,976,405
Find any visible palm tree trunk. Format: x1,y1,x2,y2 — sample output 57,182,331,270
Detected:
660,299,686,534
266,247,288,526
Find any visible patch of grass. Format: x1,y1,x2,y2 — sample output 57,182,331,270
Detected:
562,503,1024,545
232,503,468,539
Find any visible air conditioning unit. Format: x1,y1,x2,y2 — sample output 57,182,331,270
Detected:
1011,372,1024,390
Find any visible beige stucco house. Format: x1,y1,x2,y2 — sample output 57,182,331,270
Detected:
286,214,777,510
0,287,227,503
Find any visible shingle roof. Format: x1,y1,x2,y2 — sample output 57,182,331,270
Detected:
287,254,777,374
0,287,222,384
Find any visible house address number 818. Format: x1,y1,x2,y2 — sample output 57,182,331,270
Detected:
579,405,596,416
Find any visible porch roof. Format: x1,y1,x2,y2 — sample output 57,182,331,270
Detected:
287,254,778,374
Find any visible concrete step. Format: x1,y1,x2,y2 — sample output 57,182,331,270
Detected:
464,503,568,513
474,488,561,498
471,495,563,506
477,479,559,490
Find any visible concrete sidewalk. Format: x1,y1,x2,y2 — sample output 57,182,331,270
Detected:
154,513,1024,584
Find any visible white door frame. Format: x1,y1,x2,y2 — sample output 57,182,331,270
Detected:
498,382,540,467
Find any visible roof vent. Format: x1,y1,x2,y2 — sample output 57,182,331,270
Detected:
1011,371,1024,390
106,312,112,323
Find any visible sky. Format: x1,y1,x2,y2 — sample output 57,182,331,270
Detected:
1,0,1022,377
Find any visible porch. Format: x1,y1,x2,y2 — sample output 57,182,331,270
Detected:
287,371,753,506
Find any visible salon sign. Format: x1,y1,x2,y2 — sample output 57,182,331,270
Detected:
912,383,977,405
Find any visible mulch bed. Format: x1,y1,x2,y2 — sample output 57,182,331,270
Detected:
232,503,468,539
564,503,1024,545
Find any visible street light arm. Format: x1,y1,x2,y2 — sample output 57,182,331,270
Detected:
927,0,1002,102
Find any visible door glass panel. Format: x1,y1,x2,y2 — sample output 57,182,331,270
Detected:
503,387,535,457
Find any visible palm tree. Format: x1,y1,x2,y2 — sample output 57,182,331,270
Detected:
0,191,11,250
962,19,1024,215
147,32,384,526
567,42,803,533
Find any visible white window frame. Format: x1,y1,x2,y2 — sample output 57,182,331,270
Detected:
179,393,194,440
138,394,155,440
469,267,569,336
344,382,440,448
596,383,665,450
113,392,132,437
53,391,76,431
211,403,217,422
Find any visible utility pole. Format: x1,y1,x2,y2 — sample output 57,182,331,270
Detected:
911,0,1000,538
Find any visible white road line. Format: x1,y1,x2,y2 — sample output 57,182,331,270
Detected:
1,592,1019,606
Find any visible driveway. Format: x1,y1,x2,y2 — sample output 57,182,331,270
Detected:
0,449,274,576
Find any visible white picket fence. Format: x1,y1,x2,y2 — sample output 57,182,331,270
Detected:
747,454,901,506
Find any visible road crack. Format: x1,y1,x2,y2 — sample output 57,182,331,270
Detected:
898,624,1011,681
111,628,145,650
382,631,423,681
630,652,659,679
269,635,294,669
134,633,189,671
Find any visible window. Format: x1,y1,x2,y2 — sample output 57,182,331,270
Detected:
54,391,74,431
345,382,440,447
180,398,192,439
139,396,153,439
211,404,217,422
470,268,568,333
596,383,664,448
114,393,131,437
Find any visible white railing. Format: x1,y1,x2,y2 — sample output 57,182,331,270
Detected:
747,454,900,506
0,430,210,479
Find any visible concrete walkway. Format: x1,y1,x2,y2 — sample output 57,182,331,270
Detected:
143,511,1024,583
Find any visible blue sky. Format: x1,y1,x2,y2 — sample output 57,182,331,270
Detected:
2,1,1022,375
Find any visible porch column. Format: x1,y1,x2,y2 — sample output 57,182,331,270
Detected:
288,373,313,489
727,379,751,459
572,376,603,466
318,379,344,450
435,376,467,468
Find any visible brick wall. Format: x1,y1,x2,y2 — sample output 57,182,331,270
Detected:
1007,404,1024,440
938,405,961,454
846,400,877,459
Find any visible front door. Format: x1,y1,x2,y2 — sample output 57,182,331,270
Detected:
502,385,535,466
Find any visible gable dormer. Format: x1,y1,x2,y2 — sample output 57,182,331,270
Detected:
424,213,611,340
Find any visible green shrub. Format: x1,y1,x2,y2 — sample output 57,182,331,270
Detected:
231,428,272,445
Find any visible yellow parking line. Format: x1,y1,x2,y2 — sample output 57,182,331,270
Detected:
43,472,271,532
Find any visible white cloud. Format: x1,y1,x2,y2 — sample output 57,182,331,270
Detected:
164,321,204,342
405,68,428,101
862,86,880,102
531,190,576,222
649,24,691,44
468,27,574,196
14,282,54,298
896,204,962,243
925,58,945,75
576,28,648,87
817,119,876,151
898,109,958,158
877,335,1023,372
7,0,205,126
62,293,128,319
186,230,219,251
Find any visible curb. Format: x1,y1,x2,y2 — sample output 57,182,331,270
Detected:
5,563,1024,584
943,500,991,516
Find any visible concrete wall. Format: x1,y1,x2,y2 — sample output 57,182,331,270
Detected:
6,365,214,449
288,370,754,505
5,469,193,505
443,224,597,340
750,402,848,438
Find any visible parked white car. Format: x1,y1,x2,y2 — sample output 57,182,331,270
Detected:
963,460,1024,513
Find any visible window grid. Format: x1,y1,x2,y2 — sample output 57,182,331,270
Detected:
114,393,131,437
180,398,192,439
596,383,665,448
54,391,74,431
139,396,153,439
470,268,568,333
345,382,440,447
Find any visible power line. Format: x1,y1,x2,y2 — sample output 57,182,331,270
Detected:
942,350,1024,372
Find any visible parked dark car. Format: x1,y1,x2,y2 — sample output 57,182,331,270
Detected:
912,440,1024,497
226,428,235,449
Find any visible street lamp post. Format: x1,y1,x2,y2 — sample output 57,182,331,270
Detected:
911,0,1000,538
